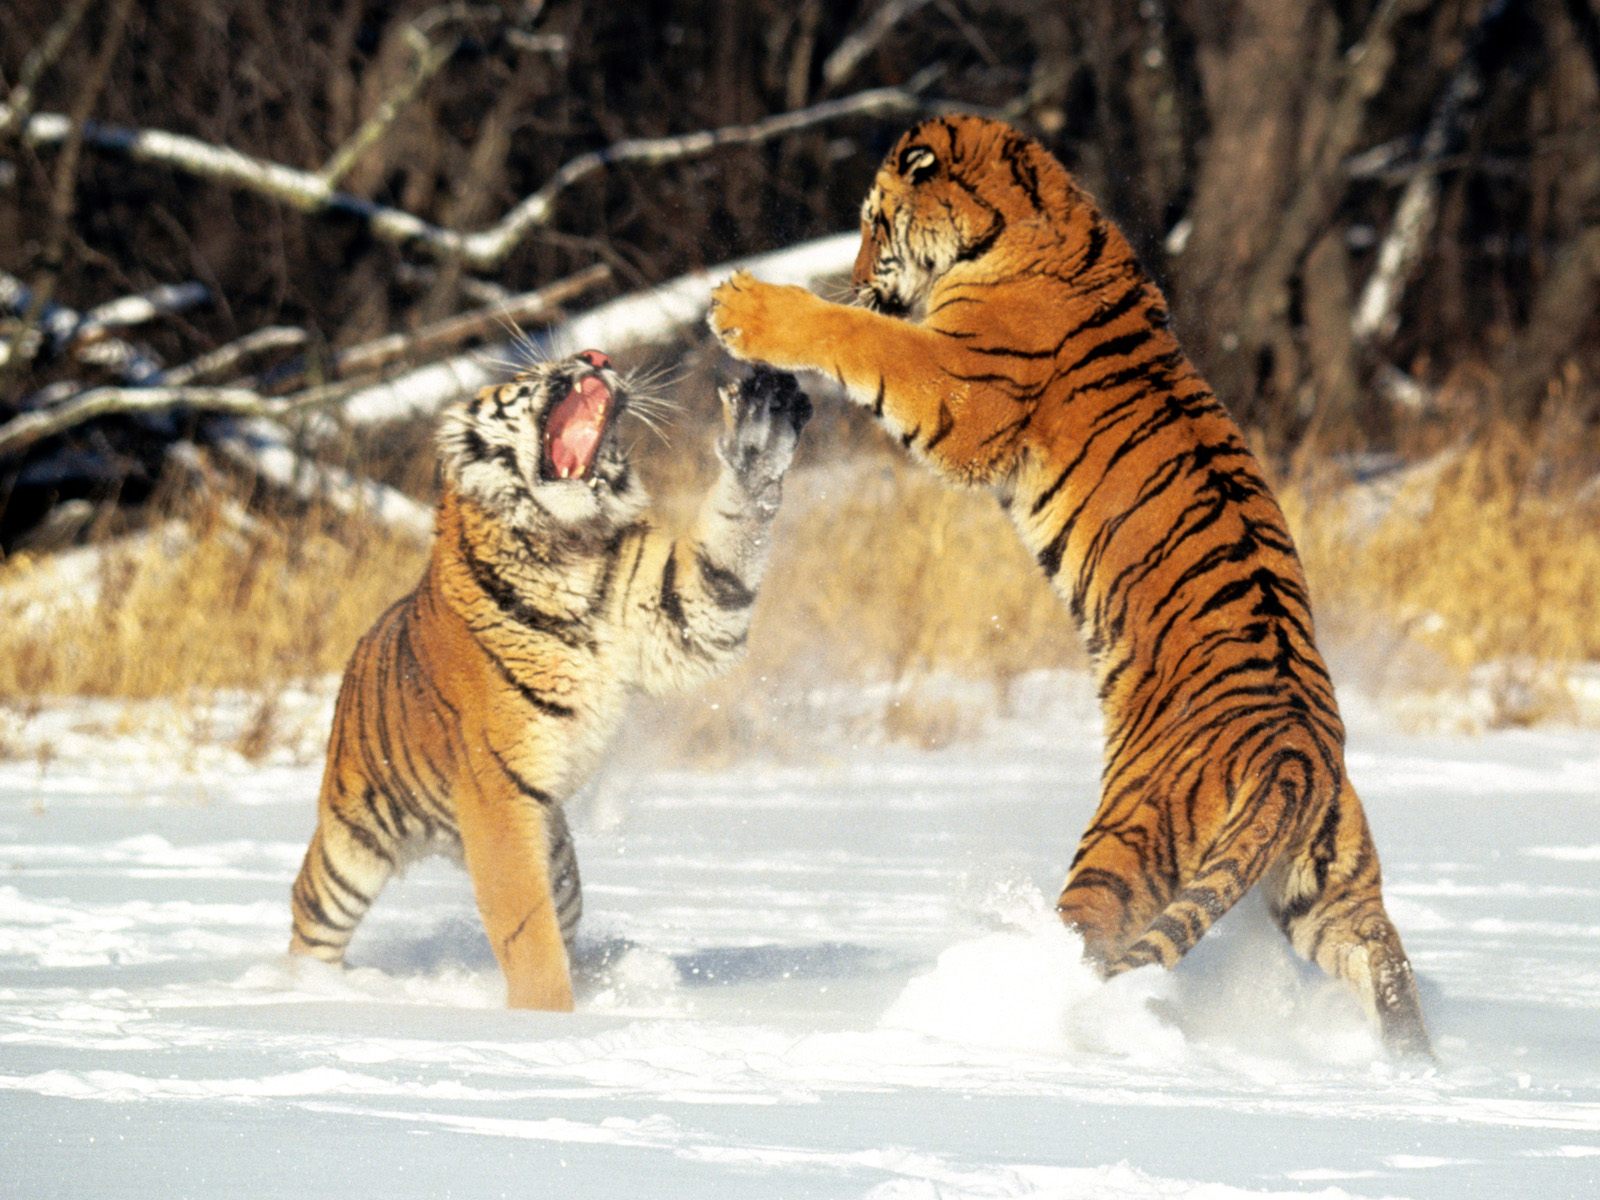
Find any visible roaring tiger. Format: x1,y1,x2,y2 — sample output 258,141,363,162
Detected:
709,115,1432,1058
288,351,811,1010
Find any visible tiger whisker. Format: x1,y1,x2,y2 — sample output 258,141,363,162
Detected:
622,363,687,394
623,406,672,448
623,391,683,416
489,313,545,365
471,350,536,377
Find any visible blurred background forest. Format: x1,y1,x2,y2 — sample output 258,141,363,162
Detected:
2,0,1598,756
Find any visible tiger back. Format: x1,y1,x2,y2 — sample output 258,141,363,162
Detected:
708,116,1431,1058
289,353,811,1010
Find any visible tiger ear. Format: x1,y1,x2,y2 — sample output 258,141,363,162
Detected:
897,144,939,183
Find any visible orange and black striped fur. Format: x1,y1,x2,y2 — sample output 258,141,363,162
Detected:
289,353,811,1010
709,116,1431,1057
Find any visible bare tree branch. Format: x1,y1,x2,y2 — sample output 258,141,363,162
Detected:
0,0,136,393
1,269,163,382
0,265,612,457
0,0,96,135
255,264,610,404
81,282,210,332
331,231,860,430
1353,0,1517,345
0,387,278,458
320,263,610,383
159,327,310,387
0,86,928,270
821,0,936,92
1236,0,1422,343
319,24,456,188
209,417,434,542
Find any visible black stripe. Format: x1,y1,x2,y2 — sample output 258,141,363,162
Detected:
694,548,756,610
330,805,396,867
659,546,688,632
360,783,398,841
292,931,345,951
1066,328,1154,377
475,636,578,719
1061,866,1133,903
487,742,558,807
457,526,593,650
1078,219,1109,274
294,877,354,932
462,427,518,476
1005,134,1045,211
953,211,1005,264
317,842,372,910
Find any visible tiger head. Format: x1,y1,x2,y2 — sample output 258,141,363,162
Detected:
853,115,1068,317
438,349,649,530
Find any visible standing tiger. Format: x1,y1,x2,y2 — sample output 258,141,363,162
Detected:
289,352,811,1010
709,115,1432,1058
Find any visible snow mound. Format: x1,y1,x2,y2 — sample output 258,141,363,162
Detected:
882,885,1379,1073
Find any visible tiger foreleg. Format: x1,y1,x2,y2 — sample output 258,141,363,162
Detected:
457,767,573,1012
708,272,959,446
632,367,811,694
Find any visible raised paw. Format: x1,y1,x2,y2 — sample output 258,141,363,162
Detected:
717,367,812,484
707,271,817,367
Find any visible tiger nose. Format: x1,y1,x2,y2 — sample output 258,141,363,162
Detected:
577,349,611,370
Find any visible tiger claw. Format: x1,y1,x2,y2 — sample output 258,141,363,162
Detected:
718,367,811,483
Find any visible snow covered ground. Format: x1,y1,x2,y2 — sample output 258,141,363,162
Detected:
2,674,1597,1199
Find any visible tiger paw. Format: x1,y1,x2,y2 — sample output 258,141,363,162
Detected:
708,271,817,367
717,367,812,486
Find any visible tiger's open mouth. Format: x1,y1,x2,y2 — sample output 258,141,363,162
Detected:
541,373,617,482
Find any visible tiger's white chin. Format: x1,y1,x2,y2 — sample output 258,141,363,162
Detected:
524,457,643,529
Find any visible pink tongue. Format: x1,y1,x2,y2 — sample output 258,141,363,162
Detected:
545,376,610,478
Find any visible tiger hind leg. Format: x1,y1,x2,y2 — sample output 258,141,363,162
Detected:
1106,842,1268,976
546,804,583,950
288,805,396,964
1056,830,1175,970
1265,792,1433,1060
457,774,574,1012
1100,750,1319,975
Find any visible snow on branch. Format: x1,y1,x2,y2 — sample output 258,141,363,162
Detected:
0,88,922,270
306,264,610,390
335,231,860,428
1,270,165,381
158,327,310,387
211,417,434,543
0,386,293,459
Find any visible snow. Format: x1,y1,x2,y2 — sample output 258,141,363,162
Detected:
2,674,1598,1199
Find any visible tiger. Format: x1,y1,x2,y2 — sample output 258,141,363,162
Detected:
708,115,1432,1058
288,351,812,1010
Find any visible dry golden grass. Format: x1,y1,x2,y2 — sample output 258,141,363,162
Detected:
2,402,1596,761
637,443,1085,761
1278,421,1600,724
0,498,425,704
